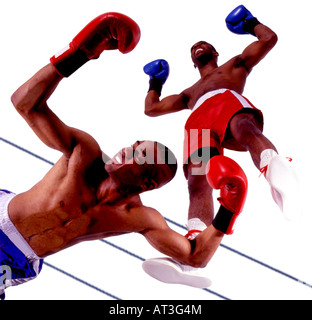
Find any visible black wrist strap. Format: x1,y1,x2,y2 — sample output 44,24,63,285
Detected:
53,48,90,78
243,18,261,36
148,78,163,97
212,205,234,234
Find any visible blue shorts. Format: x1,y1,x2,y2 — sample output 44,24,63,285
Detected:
0,190,44,300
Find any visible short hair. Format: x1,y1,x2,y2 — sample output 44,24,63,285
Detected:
155,141,178,180
210,44,217,52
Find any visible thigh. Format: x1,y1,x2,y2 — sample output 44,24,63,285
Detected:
186,153,218,225
228,111,263,144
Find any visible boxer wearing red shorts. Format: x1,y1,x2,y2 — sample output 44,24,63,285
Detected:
183,88,264,171
143,5,300,288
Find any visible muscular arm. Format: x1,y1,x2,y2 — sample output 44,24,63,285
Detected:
144,90,189,117
238,24,278,73
140,208,223,268
86,202,223,267
11,64,94,158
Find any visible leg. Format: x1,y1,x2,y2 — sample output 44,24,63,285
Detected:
229,112,301,220
229,112,277,169
185,147,221,226
186,161,214,227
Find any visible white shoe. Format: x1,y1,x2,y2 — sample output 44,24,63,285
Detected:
264,155,302,221
142,257,212,288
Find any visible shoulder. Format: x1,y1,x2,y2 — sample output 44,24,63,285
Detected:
130,205,168,231
70,127,102,158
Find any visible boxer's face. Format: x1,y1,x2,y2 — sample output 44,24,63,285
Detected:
191,41,218,68
105,141,159,167
105,141,174,194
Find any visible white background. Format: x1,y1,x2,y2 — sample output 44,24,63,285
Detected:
1,0,312,300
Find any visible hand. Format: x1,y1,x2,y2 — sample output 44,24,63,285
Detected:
144,59,170,96
225,5,261,36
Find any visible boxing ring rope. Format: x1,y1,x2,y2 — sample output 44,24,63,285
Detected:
164,217,312,289
1,136,311,300
101,239,231,300
44,261,121,300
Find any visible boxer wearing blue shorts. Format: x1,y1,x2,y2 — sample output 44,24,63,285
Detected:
0,190,43,300
2,10,232,298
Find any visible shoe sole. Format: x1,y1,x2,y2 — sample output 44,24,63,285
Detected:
142,258,212,288
268,156,302,221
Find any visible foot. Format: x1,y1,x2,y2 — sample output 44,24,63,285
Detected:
142,257,212,288
262,155,302,221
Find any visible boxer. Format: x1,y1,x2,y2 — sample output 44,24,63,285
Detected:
1,12,223,299
143,5,301,286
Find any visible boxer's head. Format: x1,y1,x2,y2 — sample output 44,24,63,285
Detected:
105,140,177,195
191,41,219,69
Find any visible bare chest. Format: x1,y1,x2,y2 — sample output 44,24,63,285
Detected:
186,66,247,109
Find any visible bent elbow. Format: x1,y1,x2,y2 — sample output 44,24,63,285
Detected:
270,32,278,47
188,260,208,269
193,261,206,269
144,109,153,117
187,256,210,269
144,108,159,117
11,90,24,112
11,86,35,115
264,31,278,50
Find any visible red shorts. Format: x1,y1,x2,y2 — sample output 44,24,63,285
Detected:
183,89,263,165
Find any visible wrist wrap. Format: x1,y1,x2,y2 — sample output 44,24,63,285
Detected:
243,18,261,36
148,78,163,96
212,205,235,234
51,48,90,78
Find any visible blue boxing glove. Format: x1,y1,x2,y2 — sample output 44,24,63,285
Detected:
144,59,169,96
226,5,261,36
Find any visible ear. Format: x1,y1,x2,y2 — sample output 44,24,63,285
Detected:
141,178,158,191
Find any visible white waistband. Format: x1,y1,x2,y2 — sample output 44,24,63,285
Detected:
191,88,253,115
192,89,229,113
0,191,41,260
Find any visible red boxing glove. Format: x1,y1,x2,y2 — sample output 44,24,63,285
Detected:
50,12,141,77
206,156,248,234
